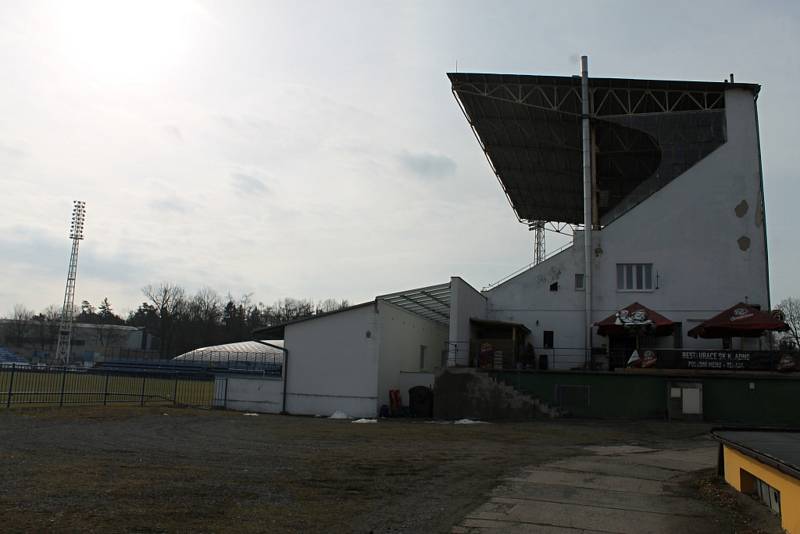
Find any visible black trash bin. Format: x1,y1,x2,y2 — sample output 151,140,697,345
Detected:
538,354,549,370
408,386,433,418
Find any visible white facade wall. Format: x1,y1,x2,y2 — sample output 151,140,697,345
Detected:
486,246,587,367
284,304,379,418
448,276,488,366
376,300,448,408
485,88,770,366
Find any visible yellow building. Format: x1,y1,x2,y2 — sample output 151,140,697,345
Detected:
714,429,800,533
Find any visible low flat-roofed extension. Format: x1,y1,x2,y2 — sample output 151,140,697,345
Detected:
713,428,800,480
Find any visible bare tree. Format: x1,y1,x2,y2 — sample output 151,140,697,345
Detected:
777,297,800,350
188,287,222,346
32,305,61,354
142,283,186,357
6,304,33,346
316,298,350,314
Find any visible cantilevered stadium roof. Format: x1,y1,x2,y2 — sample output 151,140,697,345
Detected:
449,72,760,225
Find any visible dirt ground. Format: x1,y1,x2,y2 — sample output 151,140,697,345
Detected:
0,407,725,533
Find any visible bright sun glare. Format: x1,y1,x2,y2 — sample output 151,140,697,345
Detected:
52,0,202,84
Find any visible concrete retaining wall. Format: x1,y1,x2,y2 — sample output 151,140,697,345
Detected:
218,375,284,414
491,370,800,425
433,369,553,420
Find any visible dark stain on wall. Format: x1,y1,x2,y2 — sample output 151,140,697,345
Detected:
738,236,751,251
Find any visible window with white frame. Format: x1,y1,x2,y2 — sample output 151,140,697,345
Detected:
616,263,654,291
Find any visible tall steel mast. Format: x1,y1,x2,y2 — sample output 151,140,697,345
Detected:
55,200,86,365
581,56,593,367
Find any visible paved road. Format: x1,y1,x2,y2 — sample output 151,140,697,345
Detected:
452,443,721,533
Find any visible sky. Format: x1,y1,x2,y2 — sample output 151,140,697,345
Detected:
0,0,798,317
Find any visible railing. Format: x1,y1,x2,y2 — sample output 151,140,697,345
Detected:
0,364,214,408
482,241,573,291
445,341,589,370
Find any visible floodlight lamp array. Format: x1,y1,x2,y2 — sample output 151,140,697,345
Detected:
69,200,86,240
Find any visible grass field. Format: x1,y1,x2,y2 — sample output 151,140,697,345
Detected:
0,368,213,408
0,407,721,533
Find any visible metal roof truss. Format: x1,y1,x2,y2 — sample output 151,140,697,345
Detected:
377,282,451,326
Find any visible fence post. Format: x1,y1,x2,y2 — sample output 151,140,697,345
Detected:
173,375,178,406
59,367,67,407
140,375,146,407
103,374,109,406
6,365,15,408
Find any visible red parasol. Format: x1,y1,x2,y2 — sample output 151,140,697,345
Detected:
687,302,789,338
595,302,676,337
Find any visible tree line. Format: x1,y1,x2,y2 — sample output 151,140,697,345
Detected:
2,283,351,358
6,290,800,359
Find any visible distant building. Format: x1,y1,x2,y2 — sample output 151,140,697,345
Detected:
174,340,284,372
0,319,155,362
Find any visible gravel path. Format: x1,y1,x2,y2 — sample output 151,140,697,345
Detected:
453,444,724,533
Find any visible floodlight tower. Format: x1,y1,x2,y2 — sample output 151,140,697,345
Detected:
55,201,86,365
529,220,546,264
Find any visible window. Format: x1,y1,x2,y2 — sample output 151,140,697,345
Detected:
741,469,781,516
575,273,585,291
616,263,653,291
543,331,554,349
549,281,558,292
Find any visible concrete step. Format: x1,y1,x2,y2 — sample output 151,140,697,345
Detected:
433,369,561,420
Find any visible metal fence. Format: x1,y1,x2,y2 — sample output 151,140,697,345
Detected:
0,364,214,408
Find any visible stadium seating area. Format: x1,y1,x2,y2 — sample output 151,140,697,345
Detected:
0,346,28,365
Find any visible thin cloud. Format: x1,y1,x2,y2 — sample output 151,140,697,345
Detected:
398,150,457,180
231,173,269,196
0,142,26,159
163,124,183,142
150,196,190,214
0,226,153,284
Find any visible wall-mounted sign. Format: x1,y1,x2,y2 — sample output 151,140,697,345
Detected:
617,349,797,372
680,351,751,369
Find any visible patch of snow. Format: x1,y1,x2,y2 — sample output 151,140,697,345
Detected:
243,413,259,417
351,418,377,424
329,410,350,419
453,418,488,425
